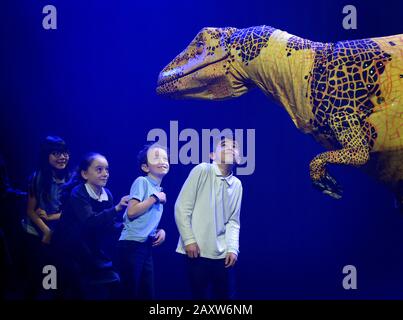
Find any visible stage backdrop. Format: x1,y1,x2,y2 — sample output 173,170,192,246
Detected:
0,0,402,299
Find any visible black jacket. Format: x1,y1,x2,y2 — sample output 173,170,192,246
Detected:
53,183,118,282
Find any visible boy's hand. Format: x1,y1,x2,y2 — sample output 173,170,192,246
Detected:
154,192,166,204
225,252,237,268
36,208,48,220
116,195,130,211
152,229,166,247
185,242,200,258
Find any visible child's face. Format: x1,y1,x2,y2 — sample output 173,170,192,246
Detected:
211,138,241,165
48,151,69,170
142,147,169,178
81,156,109,188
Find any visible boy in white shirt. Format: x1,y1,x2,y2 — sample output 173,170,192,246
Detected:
175,136,243,299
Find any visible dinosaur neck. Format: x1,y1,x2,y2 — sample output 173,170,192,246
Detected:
239,29,315,132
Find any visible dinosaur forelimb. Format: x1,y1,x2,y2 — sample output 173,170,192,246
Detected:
310,112,371,198
310,146,370,180
309,146,369,199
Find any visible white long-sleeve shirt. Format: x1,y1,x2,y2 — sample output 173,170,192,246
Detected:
175,162,243,259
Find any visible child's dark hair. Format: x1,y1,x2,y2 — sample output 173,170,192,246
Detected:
39,136,69,166
29,136,70,200
63,152,105,195
137,142,168,174
210,135,236,153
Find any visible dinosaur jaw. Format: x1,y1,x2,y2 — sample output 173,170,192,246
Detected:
156,58,235,100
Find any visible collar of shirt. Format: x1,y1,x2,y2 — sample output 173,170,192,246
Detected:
85,183,108,202
212,162,234,186
145,175,163,191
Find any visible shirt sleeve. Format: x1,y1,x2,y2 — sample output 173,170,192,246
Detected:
129,177,148,202
70,187,116,229
225,181,243,256
174,164,205,246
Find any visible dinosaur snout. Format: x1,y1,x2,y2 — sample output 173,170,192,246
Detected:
156,66,182,96
157,67,181,86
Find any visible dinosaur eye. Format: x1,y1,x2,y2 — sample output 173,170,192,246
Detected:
196,41,204,54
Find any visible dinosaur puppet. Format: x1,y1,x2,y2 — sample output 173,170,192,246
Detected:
156,26,403,207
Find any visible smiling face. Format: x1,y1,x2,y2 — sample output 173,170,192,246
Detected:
81,155,109,189
141,147,170,180
211,137,241,165
48,151,70,171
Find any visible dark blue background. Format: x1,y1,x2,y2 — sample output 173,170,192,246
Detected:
1,0,402,299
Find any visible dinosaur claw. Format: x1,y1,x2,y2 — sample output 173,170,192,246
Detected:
322,189,343,200
312,172,343,199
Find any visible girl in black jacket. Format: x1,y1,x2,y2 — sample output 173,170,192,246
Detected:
54,152,128,300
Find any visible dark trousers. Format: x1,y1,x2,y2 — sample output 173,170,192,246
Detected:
54,243,120,300
23,232,56,300
115,239,154,300
55,253,82,300
185,256,235,300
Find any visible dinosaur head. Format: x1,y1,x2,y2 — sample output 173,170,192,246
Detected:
156,27,250,100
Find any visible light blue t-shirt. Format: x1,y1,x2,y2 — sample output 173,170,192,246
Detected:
119,175,163,242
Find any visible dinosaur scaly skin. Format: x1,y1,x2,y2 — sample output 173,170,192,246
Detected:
157,26,403,203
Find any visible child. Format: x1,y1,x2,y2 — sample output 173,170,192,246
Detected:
175,136,243,300
23,136,71,299
53,152,129,300
25,136,70,244
116,143,169,300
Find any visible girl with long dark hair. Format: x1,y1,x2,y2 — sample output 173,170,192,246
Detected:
23,135,71,299
54,152,128,299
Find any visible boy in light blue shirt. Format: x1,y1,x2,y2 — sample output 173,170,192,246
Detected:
116,143,169,299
